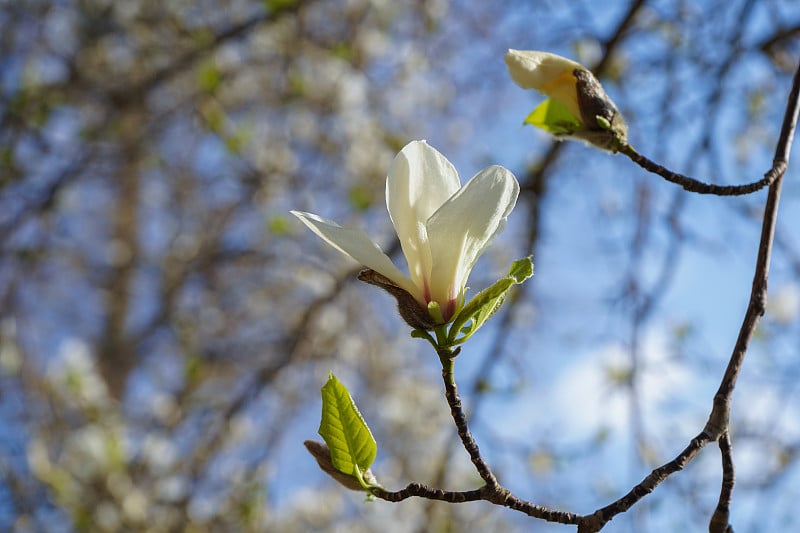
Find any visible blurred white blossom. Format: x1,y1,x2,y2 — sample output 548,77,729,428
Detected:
769,283,800,325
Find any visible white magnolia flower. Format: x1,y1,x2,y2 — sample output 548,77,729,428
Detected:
292,140,519,326
505,49,628,151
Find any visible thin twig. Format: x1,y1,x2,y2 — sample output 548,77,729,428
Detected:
703,57,800,440
709,431,735,533
372,481,582,524
371,345,582,525
620,144,781,196
372,483,483,503
375,347,582,525
577,432,712,532
438,349,498,487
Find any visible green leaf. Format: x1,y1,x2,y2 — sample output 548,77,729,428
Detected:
523,98,582,135
410,328,438,349
318,373,377,482
197,62,221,93
448,256,533,344
267,215,291,236
348,184,372,211
507,255,534,283
263,0,298,11
331,42,354,62
201,104,225,134
223,125,252,154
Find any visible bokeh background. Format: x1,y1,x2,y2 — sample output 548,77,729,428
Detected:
2,0,800,531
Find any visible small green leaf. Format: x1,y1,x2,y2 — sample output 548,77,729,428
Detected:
223,125,252,154
524,98,583,135
263,0,298,11
448,256,534,343
0,147,14,171
507,255,534,283
201,104,225,134
331,42,354,62
197,62,222,93
410,328,438,349
267,215,291,236
348,184,372,211
595,115,611,130
191,28,216,48
318,373,377,482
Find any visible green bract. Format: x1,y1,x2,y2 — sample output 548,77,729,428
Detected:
524,98,583,135
411,256,534,350
448,256,533,345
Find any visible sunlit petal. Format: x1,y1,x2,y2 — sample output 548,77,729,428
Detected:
386,140,460,293
505,49,583,122
291,211,419,299
426,165,519,317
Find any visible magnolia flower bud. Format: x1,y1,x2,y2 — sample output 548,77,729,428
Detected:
505,49,628,152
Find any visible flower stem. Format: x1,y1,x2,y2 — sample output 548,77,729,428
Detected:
437,346,498,487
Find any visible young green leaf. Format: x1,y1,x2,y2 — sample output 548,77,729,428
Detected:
318,373,378,484
507,255,534,283
448,256,533,344
524,98,582,135
197,62,221,93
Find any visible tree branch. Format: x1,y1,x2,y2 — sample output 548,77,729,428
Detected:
705,55,800,438
709,431,735,533
577,432,712,532
372,483,483,503
619,143,781,196
438,349,498,488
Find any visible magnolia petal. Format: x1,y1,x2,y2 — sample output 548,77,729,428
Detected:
386,140,460,294
291,211,419,299
426,166,519,318
505,49,584,124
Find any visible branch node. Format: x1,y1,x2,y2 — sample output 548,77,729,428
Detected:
703,395,730,442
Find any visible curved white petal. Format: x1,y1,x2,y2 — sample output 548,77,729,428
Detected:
505,49,583,123
425,166,519,317
291,211,419,299
386,140,460,295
